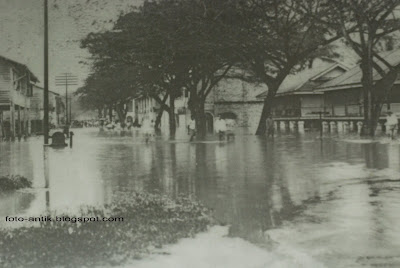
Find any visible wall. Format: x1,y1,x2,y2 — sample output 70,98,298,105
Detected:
214,78,267,102
300,95,324,117
134,79,266,134
0,59,11,106
212,78,266,133
214,102,263,134
324,88,361,116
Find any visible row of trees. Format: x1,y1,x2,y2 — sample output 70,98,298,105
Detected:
77,0,400,137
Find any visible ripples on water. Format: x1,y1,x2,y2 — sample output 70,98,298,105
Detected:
1,128,400,267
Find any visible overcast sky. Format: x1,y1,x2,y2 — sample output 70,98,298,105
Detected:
0,0,364,97
0,0,142,94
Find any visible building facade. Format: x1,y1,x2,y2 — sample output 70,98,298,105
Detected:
129,90,191,135
255,51,400,133
0,55,38,139
29,85,65,134
130,51,400,135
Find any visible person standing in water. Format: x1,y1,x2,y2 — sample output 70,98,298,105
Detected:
188,116,196,141
215,115,227,141
141,117,154,143
386,111,398,140
266,115,275,138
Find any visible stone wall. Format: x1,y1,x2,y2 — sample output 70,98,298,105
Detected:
214,102,264,134
214,78,267,102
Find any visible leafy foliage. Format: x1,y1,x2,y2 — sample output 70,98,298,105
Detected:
0,192,212,268
328,0,400,136
80,0,245,136
229,0,344,134
0,175,32,191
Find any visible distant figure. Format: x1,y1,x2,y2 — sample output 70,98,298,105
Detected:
114,120,122,131
266,115,275,138
63,124,70,138
141,117,154,143
225,119,236,141
3,120,11,141
386,111,398,140
126,116,133,130
126,120,133,130
188,116,196,141
106,120,115,130
132,118,141,128
215,116,227,141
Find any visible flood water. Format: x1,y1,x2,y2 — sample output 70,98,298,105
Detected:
1,128,400,267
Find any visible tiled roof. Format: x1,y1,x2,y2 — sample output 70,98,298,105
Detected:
257,58,348,98
316,49,400,91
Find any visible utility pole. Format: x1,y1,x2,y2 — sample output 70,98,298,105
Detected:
43,0,50,190
55,73,78,125
69,97,72,123
44,0,49,145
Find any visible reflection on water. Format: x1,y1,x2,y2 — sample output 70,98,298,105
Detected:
1,129,400,267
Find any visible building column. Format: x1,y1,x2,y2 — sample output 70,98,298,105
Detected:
10,102,15,138
274,121,279,131
298,121,305,133
23,106,27,136
357,121,363,135
27,108,31,135
284,121,290,131
337,121,343,133
343,122,349,133
18,105,22,138
279,121,286,132
375,122,383,136
322,121,329,133
289,121,296,131
350,121,355,132
329,121,337,133
0,111,3,139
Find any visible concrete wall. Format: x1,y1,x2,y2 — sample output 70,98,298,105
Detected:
134,78,266,134
214,102,264,133
214,78,267,102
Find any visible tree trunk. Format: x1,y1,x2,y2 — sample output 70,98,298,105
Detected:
188,89,207,139
151,93,170,132
108,105,113,121
360,54,375,136
168,96,176,137
115,103,127,123
155,108,164,131
255,84,279,135
195,100,207,139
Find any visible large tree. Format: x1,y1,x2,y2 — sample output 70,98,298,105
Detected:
82,0,242,138
82,1,192,136
329,0,400,136
231,0,345,135
75,60,140,124
165,0,243,137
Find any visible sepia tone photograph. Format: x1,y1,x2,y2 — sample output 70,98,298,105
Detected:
1,0,400,267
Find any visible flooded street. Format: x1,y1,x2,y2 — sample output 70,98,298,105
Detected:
1,129,400,267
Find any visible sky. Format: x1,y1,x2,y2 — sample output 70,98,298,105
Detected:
0,0,142,94
0,0,366,97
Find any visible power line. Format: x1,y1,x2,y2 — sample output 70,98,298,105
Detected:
55,73,78,124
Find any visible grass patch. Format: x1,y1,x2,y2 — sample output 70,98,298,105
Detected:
0,192,212,268
0,175,32,191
